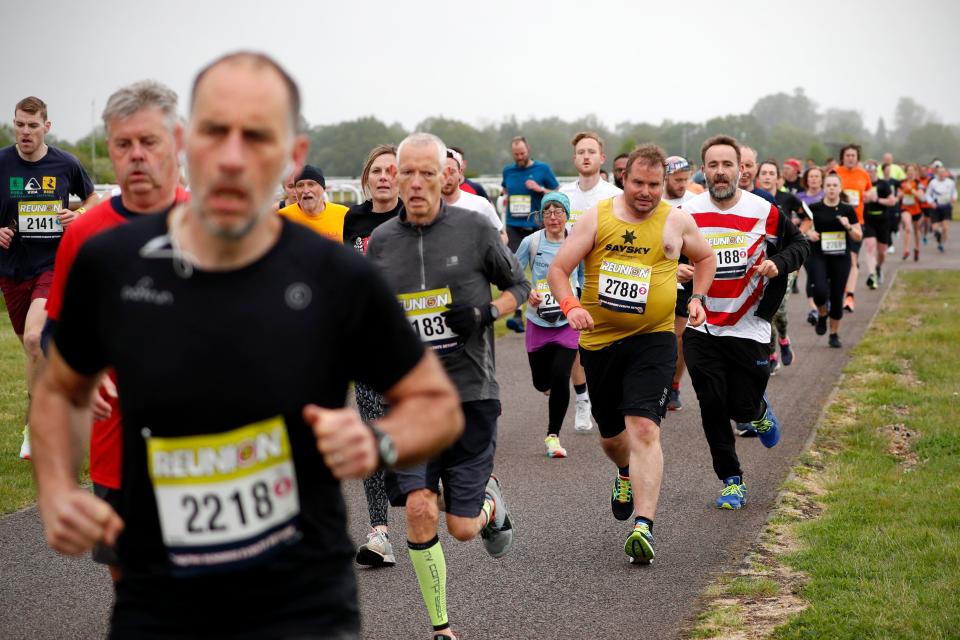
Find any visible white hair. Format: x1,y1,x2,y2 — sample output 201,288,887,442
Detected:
397,132,446,171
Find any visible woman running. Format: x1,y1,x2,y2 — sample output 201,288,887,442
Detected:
343,144,404,567
898,164,924,262
796,166,825,324
514,192,583,458
799,173,863,348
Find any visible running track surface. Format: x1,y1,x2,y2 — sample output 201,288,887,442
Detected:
1,231,956,639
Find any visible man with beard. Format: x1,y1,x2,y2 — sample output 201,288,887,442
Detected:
30,52,462,638
0,96,99,460
681,135,809,511
278,164,349,242
548,144,716,564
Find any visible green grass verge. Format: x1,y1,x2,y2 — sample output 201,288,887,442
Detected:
773,270,960,639
0,298,35,515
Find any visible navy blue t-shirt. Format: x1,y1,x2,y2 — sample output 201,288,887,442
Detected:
501,160,559,229
0,145,94,279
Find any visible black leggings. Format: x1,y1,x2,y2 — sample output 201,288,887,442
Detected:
804,251,850,321
527,344,577,435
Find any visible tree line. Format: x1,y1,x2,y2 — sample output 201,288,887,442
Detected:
2,89,956,183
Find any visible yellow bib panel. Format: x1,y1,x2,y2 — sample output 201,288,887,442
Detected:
580,198,677,350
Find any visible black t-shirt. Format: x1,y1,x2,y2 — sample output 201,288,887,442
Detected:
342,199,403,254
865,179,892,216
804,201,859,257
54,213,424,634
783,178,802,193
774,190,805,222
0,145,94,279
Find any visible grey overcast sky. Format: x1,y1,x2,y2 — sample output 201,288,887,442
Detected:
4,0,959,142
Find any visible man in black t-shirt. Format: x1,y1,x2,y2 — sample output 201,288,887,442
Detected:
30,52,462,640
0,96,98,460
863,164,899,288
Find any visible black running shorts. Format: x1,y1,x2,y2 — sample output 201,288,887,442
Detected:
578,331,676,438
385,399,499,518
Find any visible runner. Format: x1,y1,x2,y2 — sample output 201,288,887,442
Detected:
501,135,558,333
737,146,777,206
0,96,98,460
368,132,529,640
796,166,825,326
899,164,924,261
782,158,803,193
832,144,874,312
442,148,506,243
925,164,956,253
275,171,298,210
559,132,623,430
342,144,405,568
42,80,188,583
662,155,695,411
548,143,716,564
799,173,862,348
612,153,629,190
449,146,489,201
278,164,349,242
31,52,462,639
680,135,809,510
862,163,898,288
757,160,804,372
515,192,582,458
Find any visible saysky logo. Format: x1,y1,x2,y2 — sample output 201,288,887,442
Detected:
621,230,636,245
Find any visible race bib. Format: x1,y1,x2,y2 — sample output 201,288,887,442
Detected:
18,201,62,240
508,195,532,217
398,287,460,355
902,194,915,206
843,189,860,206
534,279,562,322
821,231,847,255
568,209,584,224
598,259,651,314
706,232,750,280
147,416,301,573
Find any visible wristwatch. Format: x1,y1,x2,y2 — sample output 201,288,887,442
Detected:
489,303,501,321
687,293,707,308
367,423,398,469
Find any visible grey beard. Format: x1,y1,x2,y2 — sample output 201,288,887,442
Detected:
708,181,737,201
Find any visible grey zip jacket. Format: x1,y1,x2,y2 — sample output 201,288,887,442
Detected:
367,203,530,402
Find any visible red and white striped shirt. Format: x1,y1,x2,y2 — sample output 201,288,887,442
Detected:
681,189,779,343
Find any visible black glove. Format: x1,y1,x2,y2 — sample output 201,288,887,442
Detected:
441,303,493,341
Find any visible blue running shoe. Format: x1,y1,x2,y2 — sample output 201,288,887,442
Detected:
716,476,747,509
505,317,524,333
624,522,655,564
752,398,781,448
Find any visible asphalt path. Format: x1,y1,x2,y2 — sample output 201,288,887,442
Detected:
1,231,956,640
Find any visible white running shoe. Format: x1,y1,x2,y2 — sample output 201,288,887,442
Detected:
356,529,396,566
544,435,568,458
574,398,593,431
19,426,31,461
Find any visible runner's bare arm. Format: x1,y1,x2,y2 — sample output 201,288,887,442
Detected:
30,346,124,555
0,226,12,249
548,206,597,331
307,350,462,480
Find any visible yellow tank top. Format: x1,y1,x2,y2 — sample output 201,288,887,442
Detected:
580,198,677,350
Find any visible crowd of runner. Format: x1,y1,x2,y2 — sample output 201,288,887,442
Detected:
1,51,955,639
